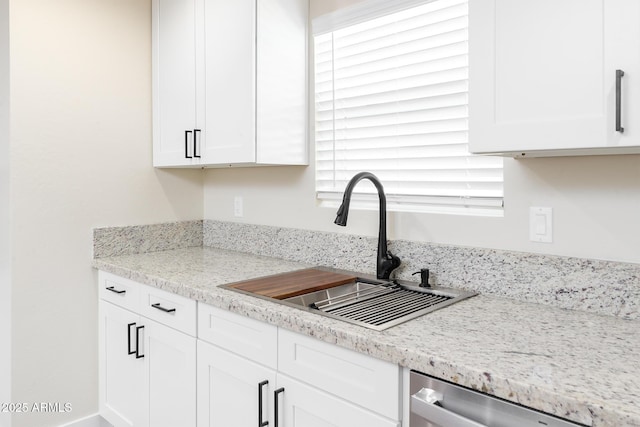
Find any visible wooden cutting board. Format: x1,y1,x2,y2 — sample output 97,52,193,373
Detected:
227,268,357,300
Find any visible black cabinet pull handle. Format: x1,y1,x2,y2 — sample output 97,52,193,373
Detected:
135,325,144,359
106,286,126,294
258,380,269,427
616,69,625,133
185,130,193,158
151,303,176,313
127,322,136,355
194,129,201,158
274,387,284,427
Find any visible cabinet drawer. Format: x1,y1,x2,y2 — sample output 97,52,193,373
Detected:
198,304,277,369
278,329,401,420
99,271,140,312
139,285,196,336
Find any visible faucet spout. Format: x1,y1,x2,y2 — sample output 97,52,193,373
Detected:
334,172,401,280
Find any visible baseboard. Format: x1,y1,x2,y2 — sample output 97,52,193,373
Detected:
58,413,112,427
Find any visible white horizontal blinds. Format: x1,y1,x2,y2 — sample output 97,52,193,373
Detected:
315,0,503,211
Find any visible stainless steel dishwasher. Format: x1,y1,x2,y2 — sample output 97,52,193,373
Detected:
409,371,585,427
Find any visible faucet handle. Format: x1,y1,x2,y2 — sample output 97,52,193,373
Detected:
389,251,401,267
378,251,401,280
412,268,430,288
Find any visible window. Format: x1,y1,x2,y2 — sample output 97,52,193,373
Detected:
314,0,503,215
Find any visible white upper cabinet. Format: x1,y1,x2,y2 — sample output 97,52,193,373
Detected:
469,0,640,157
202,0,257,164
152,0,204,167
255,0,308,165
152,0,308,167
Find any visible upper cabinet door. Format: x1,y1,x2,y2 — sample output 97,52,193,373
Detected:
152,0,202,167
201,0,257,165
255,0,308,165
469,0,640,157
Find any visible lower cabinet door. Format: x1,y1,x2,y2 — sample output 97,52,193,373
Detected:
143,318,197,427
197,340,277,427
99,302,144,427
276,375,401,427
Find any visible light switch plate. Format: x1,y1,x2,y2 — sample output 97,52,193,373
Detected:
529,207,553,243
234,196,243,218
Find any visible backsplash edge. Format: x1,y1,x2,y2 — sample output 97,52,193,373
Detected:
93,220,203,258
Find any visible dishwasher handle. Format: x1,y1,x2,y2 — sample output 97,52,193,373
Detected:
411,388,487,427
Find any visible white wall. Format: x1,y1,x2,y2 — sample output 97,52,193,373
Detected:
203,0,640,265
0,0,11,425
8,0,203,426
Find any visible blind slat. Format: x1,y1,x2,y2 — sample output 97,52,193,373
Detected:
316,53,468,86
316,80,468,110
321,69,469,101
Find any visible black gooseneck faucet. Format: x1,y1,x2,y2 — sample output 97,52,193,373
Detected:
334,172,401,280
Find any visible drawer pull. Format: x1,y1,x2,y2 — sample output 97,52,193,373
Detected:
127,323,136,355
106,286,126,294
258,380,269,427
274,387,284,427
151,303,176,313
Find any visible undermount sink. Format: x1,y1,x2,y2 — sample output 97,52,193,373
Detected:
282,277,476,331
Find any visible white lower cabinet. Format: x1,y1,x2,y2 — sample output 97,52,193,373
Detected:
196,342,399,427
99,302,143,427
197,341,276,427
197,304,402,427
99,272,402,427
144,318,196,427
276,375,399,427
98,272,196,427
277,329,401,421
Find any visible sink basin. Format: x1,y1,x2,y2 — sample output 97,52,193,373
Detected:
223,269,476,331
282,277,476,331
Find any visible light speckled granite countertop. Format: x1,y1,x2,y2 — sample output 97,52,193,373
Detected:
93,247,640,427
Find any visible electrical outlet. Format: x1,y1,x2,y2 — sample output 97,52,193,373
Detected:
234,196,243,218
